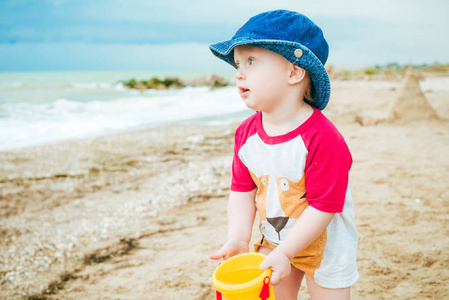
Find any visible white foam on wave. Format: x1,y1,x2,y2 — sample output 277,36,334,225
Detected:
0,86,247,151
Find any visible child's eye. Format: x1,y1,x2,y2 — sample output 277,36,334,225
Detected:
235,61,240,68
249,58,255,65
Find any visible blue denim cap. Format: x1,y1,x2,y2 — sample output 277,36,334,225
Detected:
210,10,330,110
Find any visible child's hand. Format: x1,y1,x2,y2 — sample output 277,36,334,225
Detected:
209,239,249,260
259,249,291,285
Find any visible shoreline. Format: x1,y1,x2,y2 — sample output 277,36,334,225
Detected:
0,108,253,153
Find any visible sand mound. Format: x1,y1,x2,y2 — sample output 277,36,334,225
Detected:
390,65,439,121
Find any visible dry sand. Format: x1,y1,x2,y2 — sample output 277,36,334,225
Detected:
1,77,448,299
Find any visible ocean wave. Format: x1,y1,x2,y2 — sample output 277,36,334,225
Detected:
0,86,246,151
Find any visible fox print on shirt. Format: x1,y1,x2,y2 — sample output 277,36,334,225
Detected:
250,172,308,243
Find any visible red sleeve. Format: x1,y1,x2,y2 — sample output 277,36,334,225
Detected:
303,116,352,213
230,115,258,192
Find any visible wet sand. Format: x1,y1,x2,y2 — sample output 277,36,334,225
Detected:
1,78,448,299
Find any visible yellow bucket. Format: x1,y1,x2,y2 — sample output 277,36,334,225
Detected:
212,252,275,300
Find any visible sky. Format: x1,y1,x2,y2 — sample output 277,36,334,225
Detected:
0,0,448,72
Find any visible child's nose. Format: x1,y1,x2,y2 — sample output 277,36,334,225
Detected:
235,69,245,80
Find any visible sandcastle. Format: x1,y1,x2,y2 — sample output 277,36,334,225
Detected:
389,64,439,121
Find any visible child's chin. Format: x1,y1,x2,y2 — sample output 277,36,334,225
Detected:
243,102,257,111
242,97,253,106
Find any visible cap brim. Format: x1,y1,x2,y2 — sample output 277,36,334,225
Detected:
210,38,330,110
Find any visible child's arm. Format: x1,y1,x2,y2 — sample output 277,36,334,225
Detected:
259,205,334,285
209,189,257,260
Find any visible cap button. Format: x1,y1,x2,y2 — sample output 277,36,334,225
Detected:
294,49,303,58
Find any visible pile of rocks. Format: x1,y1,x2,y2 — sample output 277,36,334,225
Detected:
123,74,230,90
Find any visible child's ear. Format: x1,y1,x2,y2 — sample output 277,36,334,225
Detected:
288,64,306,85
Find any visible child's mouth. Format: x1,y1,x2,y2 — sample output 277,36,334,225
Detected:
238,87,250,98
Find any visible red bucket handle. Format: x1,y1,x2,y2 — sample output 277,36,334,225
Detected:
259,276,271,300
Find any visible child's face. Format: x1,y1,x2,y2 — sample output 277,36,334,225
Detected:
234,45,292,113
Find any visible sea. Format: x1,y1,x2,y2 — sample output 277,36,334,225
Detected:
1,71,448,152
0,70,251,152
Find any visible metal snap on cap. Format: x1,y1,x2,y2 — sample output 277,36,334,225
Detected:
294,49,303,58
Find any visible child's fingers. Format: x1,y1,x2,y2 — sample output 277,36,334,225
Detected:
260,259,281,285
269,271,282,285
259,254,289,285
259,258,272,271
209,244,232,260
209,250,225,260
209,241,249,260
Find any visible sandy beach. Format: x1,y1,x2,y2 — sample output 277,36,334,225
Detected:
1,76,448,299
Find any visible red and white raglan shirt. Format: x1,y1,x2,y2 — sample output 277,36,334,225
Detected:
232,108,359,288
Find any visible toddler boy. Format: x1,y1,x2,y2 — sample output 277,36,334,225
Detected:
209,10,359,299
